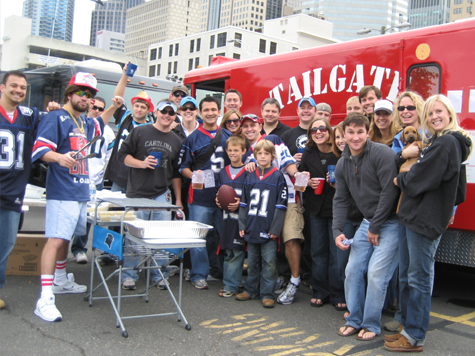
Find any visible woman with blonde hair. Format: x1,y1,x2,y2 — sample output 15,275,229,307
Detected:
369,100,401,146
392,92,425,154
388,95,472,352
220,110,243,135
332,122,346,158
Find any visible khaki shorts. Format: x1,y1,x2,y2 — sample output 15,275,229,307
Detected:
282,202,305,243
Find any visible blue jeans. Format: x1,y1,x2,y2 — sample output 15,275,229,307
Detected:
122,190,172,283
310,215,344,303
244,240,277,301
345,219,399,334
399,228,441,346
0,208,21,289
338,219,361,290
188,203,222,282
223,249,246,293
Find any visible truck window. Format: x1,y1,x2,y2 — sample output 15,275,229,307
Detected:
407,63,441,99
195,79,226,109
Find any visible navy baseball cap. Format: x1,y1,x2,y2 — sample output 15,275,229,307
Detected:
298,97,316,107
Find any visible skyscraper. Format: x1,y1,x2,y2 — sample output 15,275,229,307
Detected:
89,0,145,47
22,0,74,42
408,0,450,29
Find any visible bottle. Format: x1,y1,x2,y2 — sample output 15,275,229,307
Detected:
89,183,97,204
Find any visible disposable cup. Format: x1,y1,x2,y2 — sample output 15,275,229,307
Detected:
126,63,138,77
327,165,336,183
314,178,325,195
149,151,162,167
192,171,204,190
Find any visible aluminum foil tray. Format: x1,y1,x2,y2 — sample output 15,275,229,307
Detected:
125,221,212,239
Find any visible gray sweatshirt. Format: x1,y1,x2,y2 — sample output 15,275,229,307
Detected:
332,139,399,238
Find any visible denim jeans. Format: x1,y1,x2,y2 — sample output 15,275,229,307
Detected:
188,203,222,282
399,228,441,346
310,215,344,304
345,219,399,334
0,207,21,289
244,240,278,301
122,190,172,283
223,249,246,293
338,219,361,290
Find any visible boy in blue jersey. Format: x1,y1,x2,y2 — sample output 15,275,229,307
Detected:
32,73,122,322
217,135,248,297
236,139,288,308
179,96,232,289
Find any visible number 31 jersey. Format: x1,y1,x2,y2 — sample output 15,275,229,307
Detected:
0,106,39,212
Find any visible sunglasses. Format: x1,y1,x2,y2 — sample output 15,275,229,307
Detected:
181,106,197,111
397,105,416,112
75,91,94,99
160,108,176,116
92,105,104,112
225,118,241,125
310,126,328,134
173,92,186,98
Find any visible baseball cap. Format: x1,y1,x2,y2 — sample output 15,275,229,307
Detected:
69,72,99,92
171,85,189,96
316,102,332,114
240,114,260,125
157,100,177,112
131,91,154,112
298,97,316,107
180,96,198,108
374,99,394,114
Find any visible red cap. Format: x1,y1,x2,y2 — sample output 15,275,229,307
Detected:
131,91,154,112
69,72,99,92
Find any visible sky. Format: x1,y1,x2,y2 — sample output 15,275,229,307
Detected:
0,0,96,45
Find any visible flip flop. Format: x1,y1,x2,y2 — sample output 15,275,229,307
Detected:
310,298,324,307
334,303,348,312
337,325,360,337
356,328,377,341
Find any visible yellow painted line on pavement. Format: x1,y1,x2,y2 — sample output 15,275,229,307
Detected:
307,341,337,349
261,321,285,330
302,353,334,356
333,344,355,355
349,351,373,356
231,329,260,341
253,345,301,351
242,337,275,345
247,318,267,323
200,319,219,326
205,322,243,328
296,334,321,343
268,347,307,356
231,314,255,320
265,327,297,334
280,331,307,337
430,310,475,327
220,323,266,334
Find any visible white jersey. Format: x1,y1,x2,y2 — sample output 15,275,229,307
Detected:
89,125,115,186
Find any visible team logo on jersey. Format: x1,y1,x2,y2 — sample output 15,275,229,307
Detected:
296,134,308,149
18,106,33,116
60,115,69,122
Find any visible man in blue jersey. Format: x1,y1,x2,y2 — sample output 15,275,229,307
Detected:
179,96,232,289
32,72,122,322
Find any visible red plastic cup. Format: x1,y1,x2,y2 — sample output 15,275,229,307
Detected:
314,178,325,195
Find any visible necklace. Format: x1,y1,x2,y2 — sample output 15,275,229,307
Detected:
64,107,84,133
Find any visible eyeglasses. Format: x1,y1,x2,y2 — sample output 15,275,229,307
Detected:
75,91,94,99
225,118,241,125
160,108,176,116
181,106,197,111
173,92,186,98
310,126,328,134
397,105,416,112
92,105,104,112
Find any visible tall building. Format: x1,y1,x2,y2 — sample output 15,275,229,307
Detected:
125,0,201,57
408,0,450,29
200,0,284,32
22,0,74,42
449,0,474,22
296,0,409,41
89,0,145,47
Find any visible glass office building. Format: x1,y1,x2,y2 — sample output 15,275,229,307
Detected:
408,0,450,29
22,0,74,42
297,0,409,41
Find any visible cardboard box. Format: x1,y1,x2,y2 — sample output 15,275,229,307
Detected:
6,232,46,276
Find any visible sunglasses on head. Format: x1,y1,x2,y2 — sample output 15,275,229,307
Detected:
92,105,104,112
173,92,186,98
310,126,328,134
181,106,197,111
160,108,176,116
397,105,416,112
75,91,94,99
225,118,241,125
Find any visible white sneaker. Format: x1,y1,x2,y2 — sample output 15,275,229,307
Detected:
52,273,87,294
75,252,88,264
277,281,298,305
35,295,62,322
156,279,169,290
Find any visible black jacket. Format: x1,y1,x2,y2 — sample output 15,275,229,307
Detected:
397,131,471,239
300,146,339,217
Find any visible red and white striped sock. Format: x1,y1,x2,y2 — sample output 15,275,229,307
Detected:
53,260,68,285
41,274,54,298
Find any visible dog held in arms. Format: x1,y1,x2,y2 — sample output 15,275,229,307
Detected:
396,126,425,213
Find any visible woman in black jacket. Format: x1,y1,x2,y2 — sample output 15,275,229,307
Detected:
300,118,345,310
386,95,473,352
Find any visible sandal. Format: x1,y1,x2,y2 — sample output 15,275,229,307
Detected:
334,303,348,312
310,298,324,307
219,289,236,298
356,328,377,341
337,325,360,337
342,311,350,320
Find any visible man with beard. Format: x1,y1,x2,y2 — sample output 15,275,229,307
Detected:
31,72,122,322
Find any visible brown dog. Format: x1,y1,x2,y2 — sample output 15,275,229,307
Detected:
397,126,425,213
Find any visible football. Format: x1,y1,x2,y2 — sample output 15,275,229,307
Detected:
217,185,238,212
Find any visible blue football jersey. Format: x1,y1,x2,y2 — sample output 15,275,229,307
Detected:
0,105,40,212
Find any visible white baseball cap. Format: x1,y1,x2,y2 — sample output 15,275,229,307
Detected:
374,99,393,114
